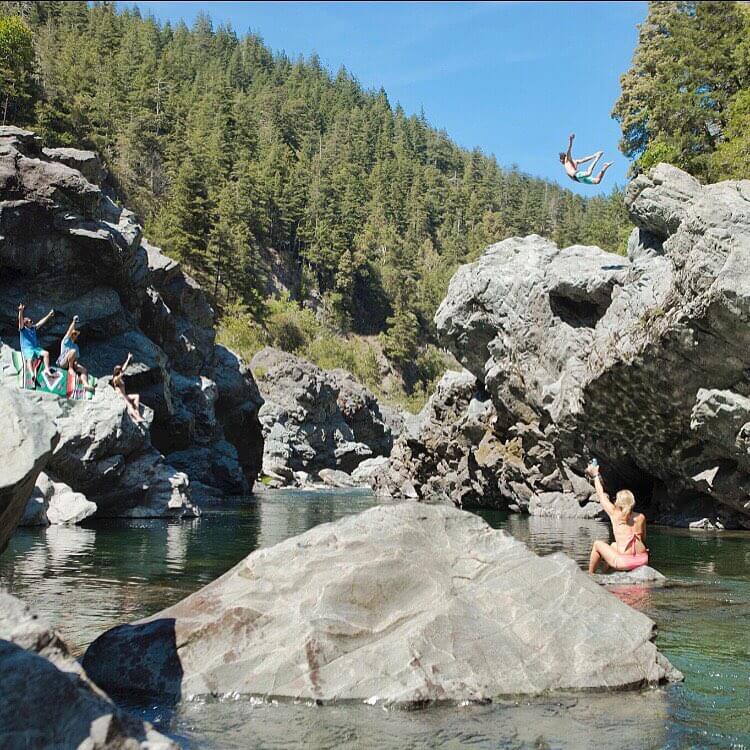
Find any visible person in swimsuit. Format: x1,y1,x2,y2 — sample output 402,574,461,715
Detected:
111,352,144,424
17,302,54,378
585,461,649,573
559,133,613,186
57,315,93,391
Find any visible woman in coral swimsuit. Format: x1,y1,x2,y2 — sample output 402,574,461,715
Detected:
586,461,648,574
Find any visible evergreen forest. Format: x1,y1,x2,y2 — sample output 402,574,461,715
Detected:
0,0,664,405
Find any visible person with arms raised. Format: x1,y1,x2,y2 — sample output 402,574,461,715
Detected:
586,459,649,574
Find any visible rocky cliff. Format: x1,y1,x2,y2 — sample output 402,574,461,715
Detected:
428,164,750,527
0,127,263,521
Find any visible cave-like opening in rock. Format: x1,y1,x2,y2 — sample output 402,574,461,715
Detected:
599,456,658,510
549,290,612,329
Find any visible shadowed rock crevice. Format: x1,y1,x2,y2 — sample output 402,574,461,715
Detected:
549,290,612,329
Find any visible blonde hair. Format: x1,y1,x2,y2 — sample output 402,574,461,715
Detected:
615,489,635,517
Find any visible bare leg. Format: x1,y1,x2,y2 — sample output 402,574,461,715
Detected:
589,539,621,573
128,394,144,423
574,152,600,167
591,162,613,185
41,350,50,371
581,151,603,177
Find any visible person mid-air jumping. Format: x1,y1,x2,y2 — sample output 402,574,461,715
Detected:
560,133,612,185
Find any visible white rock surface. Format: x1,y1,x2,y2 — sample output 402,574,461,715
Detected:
0,388,59,551
83,504,680,705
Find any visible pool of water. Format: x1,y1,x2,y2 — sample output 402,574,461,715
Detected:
1,490,749,749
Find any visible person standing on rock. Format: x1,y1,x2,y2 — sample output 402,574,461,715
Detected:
560,133,613,186
111,352,144,424
17,303,53,382
57,315,93,392
585,461,649,574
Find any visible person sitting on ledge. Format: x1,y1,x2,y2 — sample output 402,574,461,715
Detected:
57,315,93,391
111,352,144,424
18,302,54,378
585,460,649,574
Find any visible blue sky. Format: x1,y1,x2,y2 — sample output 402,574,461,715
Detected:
119,1,646,194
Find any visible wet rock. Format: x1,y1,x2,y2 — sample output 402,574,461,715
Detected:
83,503,680,704
0,592,175,750
0,388,59,551
594,566,667,587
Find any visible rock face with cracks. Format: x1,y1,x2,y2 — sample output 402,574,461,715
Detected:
0,591,176,750
251,347,393,481
0,387,58,552
431,164,750,526
82,503,680,704
0,126,263,524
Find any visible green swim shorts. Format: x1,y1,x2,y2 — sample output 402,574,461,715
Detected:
575,171,596,185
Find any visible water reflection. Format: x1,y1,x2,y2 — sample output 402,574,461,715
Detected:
167,690,671,750
1,492,749,749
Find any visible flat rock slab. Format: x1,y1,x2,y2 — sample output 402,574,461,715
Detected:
594,566,667,587
83,504,680,705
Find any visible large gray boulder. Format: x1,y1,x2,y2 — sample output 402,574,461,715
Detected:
434,165,750,526
0,126,263,515
0,388,58,552
82,503,680,704
0,591,175,750
20,472,97,526
251,348,378,479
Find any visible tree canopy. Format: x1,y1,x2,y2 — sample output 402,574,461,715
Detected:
613,1,750,181
2,1,631,373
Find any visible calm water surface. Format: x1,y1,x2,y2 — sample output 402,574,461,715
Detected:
1,489,749,750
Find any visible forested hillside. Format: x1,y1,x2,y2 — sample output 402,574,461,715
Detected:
614,1,750,181
1,0,631,403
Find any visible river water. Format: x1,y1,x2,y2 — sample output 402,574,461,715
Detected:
1,489,748,749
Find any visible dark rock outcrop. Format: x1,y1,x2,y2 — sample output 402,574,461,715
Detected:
251,348,394,481
0,591,176,749
82,503,680,704
0,126,263,521
428,163,750,525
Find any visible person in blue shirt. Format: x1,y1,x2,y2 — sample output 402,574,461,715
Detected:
17,303,54,377
57,314,93,391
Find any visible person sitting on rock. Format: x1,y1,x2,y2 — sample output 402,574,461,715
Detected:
559,133,613,186
57,315,93,391
585,461,648,574
18,302,54,379
111,352,144,424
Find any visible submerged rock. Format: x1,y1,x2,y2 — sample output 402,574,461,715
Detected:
83,503,680,705
0,592,175,750
0,388,58,552
430,164,750,524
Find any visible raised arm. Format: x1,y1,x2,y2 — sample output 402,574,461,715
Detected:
122,352,133,372
36,308,55,329
17,303,24,330
566,132,575,161
586,462,616,515
64,315,79,339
